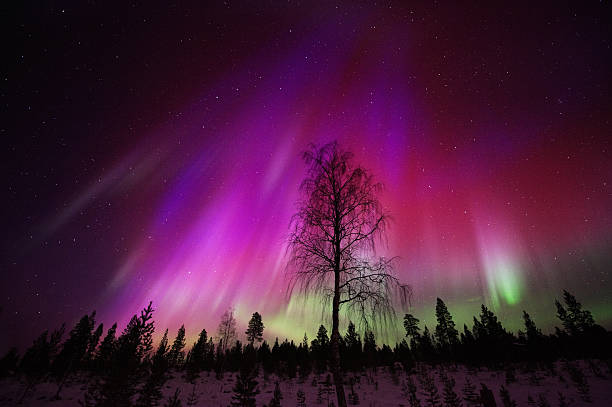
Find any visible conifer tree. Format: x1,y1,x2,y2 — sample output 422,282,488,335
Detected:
344,322,362,370
52,312,96,399
230,363,259,407
555,290,596,335
435,298,459,352
136,328,169,407
404,314,421,340
312,325,330,372
95,323,117,371
19,325,65,403
417,326,436,361
245,312,264,345
363,330,377,367
186,328,208,381
86,323,104,365
499,385,516,407
81,302,155,407
168,324,186,368
522,311,543,342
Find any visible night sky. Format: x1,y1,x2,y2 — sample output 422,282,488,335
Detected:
3,1,612,351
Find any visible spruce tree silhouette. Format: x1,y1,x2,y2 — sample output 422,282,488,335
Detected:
18,324,65,403
555,290,596,335
168,324,186,368
434,298,459,357
185,328,208,382
288,141,408,407
81,302,154,407
403,313,421,341
137,328,169,407
245,312,264,345
52,311,96,399
94,323,117,372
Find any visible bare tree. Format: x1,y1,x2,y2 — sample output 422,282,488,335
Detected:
287,141,408,407
217,308,237,352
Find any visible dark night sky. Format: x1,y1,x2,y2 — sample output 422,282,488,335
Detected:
2,1,612,351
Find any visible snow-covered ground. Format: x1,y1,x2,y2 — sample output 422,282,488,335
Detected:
1,360,610,406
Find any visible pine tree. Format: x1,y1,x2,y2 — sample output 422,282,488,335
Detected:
186,328,208,382
435,298,459,352
165,388,182,407
245,312,265,345
168,325,186,368
19,325,65,403
95,323,117,371
297,388,307,407
419,371,441,407
81,302,155,407
404,314,421,340
499,385,516,407
230,364,259,407
52,312,96,399
441,375,462,407
522,311,543,342
86,323,104,365
555,290,596,335
344,321,362,370
462,377,479,406
268,381,283,407
136,328,169,407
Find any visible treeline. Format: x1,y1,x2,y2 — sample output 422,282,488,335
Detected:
0,290,609,406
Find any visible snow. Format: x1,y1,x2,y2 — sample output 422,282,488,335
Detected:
1,360,611,406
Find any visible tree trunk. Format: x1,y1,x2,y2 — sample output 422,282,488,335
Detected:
331,269,347,407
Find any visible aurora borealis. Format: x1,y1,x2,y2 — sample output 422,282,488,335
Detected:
3,2,612,350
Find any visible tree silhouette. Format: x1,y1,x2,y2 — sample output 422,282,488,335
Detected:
52,311,96,399
555,290,596,335
245,312,264,345
94,323,117,372
218,308,237,352
434,298,459,357
168,325,186,368
403,313,421,340
82,302,154,407
287,141,407,407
